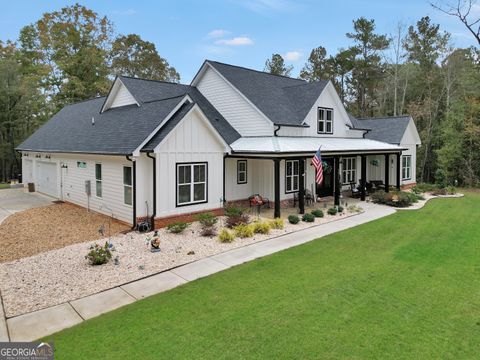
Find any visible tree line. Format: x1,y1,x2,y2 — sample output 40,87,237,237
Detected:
265,10,479,186
1,2,479,187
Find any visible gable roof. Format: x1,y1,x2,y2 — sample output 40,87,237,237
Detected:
200,60,329,127
349,115,413,145
17,76,240,155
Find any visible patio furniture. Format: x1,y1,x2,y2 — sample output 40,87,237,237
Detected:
349,182,361,198
294,189,314,206
249,194,270,209
370,180,385,190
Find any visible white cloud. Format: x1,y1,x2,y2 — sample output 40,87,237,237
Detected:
216,36,254,46
112,9,137,16
208,29,230,38
284,51,302,61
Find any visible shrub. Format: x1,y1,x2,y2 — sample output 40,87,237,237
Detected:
166,221,189,234
371,190,416,208
432,187,447,196
225,214,250,228
446,186,457,195
224,203,245,217
412,183,436,194
288,214,300,224
252,221,271,234
269,218,284,229
327,207,337,215
311,209,324,218
302,213,315,222
435,169,447,189
200,227,217,237
218,228,235,243
347,204,362,213
85,242,112,266
196,212,218,227
234,224,254,238
337,205,344,213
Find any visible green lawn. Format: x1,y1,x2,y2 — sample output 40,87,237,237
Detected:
0,183,10,189
46,192,480,359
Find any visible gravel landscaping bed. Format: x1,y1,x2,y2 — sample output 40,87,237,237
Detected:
0,210,360,318
0,203,130,263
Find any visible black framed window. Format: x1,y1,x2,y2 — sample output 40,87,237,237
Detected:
95,163,102,198
237,160,247,184
318,107,333,134
176,163,207,206
341,157,357,184
402,155,411,180
123,166,132,205
285,160,299,193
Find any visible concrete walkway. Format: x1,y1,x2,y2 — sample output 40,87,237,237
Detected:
0,188,54,225
3,202,396,341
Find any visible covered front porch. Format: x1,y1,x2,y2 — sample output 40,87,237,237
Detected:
224,137,406,218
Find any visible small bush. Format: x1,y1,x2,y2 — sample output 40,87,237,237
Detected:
347,204,362,213
166,221,189,234
432,187,447,196
234,224,254,238
200,227,217,237
371,190,416,208
311,209,324,218
412,183,436,194
446,186,457,195
269,218,284,229
337,206,344,213
225,214,250,228
85,242,112,266
435,169,447,189
224,203,245,217
252,221,271,234
218,228,235,243
302,213,315,222
196,212,218,227
288,214,300,224
327,207,338,215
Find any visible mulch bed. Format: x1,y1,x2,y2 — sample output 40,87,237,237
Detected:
0,203,130,263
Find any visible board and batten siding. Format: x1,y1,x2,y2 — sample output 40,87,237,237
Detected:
196,66,273,137
154,107,226,218
21,153,134,223
276,83,364,139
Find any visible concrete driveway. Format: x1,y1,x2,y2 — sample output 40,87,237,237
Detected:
0,188,54,224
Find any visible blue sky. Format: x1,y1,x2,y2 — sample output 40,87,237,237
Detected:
1,0,477,82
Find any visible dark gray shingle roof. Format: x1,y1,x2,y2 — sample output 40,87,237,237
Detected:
351,115,412,144
18,76,240,155
206,61,329,126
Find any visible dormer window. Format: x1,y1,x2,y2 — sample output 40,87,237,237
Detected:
318,107,333,134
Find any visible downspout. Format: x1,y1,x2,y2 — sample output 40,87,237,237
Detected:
223,154,226,205
146,153,156,225
274,124,281,136
126,156,137,229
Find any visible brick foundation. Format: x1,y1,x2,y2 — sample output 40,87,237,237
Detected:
151,208,224,229
227,197,295,209
401,183,417,190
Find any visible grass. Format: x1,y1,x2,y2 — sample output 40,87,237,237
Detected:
0,183,10,189
45,192,480,359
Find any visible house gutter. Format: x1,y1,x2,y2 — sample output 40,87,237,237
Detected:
146,153,156,224
346,124,371,138
126,155,137,229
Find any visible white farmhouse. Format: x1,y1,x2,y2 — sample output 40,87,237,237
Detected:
18,60,421,227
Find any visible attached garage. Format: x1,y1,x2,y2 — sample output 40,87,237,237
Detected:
36,161,58,197
22,159,33,183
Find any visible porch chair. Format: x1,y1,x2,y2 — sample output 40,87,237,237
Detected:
293,189,314,206
349,182,361,198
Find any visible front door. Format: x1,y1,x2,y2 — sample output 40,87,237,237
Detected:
316,158,334,197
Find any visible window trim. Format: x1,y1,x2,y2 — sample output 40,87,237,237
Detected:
317,107,334,135
123,165,133,207
285,160,300,194
402,155,412,181
95,163,102,198
175,162,208,207
237,160,247,184
341,157,357,185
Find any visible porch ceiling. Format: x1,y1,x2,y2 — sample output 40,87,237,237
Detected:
230,136,405,155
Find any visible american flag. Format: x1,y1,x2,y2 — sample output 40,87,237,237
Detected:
311,147,323,185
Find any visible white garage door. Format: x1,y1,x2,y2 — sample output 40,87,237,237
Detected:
37,162,58,197
23,159,33,183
